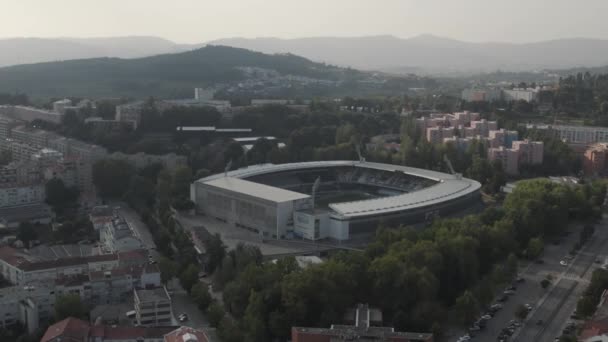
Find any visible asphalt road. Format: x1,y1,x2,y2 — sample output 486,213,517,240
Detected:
512,220,608,342
171,290,210,328
451,217,607,342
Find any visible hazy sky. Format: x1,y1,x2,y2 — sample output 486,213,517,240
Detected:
1,0,608,43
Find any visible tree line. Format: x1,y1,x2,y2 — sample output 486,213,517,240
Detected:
189,178,605,342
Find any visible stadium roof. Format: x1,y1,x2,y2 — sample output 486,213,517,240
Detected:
203,177,310,203
196,161,481,218
329,178,478,218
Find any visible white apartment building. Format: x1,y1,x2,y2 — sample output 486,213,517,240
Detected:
11,125,56,147
134,287,173,326
0,282,56,332
0,246,156,333
0,105,63,124
0,116,17,140
503,88,539,103
52,99,72,114
100,215,145,253
551,125,608,144
115,101,145,129
0,140,41,162
47,137,108,162
0,184,45,208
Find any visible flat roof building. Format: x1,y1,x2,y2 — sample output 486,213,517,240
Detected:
292,304,433,342
195,177,312,239
134,287,172,327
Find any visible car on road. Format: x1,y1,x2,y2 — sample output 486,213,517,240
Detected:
503,289,515,295
178,313,188,322
456,334,471,342
481,314,492,320
516,277,525,283
560,260,568,266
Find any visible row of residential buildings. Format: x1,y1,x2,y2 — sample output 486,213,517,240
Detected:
115,88,310,129
41,303,432,342
42,320,213,342
461,87,549,103
415,111,544,175
0,203,166,332
0,244,171,333
0,113,188,227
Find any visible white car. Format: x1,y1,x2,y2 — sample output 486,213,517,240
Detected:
560,260,568,266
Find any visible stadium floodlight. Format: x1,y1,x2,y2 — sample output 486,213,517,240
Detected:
224,159,233,177
311,176,321,210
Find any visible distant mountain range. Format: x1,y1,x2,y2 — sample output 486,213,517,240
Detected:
3,34,608,74
209,35,608,73
0,36,203,67
0,45,359,98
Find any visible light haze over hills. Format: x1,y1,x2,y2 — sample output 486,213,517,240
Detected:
3,35,608,74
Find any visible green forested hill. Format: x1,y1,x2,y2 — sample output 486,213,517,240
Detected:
0,45,360,99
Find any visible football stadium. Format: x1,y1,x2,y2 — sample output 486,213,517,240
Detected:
190,161,482,241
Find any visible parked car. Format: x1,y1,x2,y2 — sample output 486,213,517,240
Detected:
491,303,504,310
560,260,568,266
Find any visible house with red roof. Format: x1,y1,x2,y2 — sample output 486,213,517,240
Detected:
41,318,212,342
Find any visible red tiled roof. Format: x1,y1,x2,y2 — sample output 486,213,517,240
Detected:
118,249,148,262
90,325,176,339
40,317,90,342
0,246,24,267
0,246,118,272
55,274,89,287
164,326,210,342
89,264,145,281
580,317,608,340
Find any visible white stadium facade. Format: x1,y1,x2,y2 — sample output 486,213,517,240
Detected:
190,161,482,241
